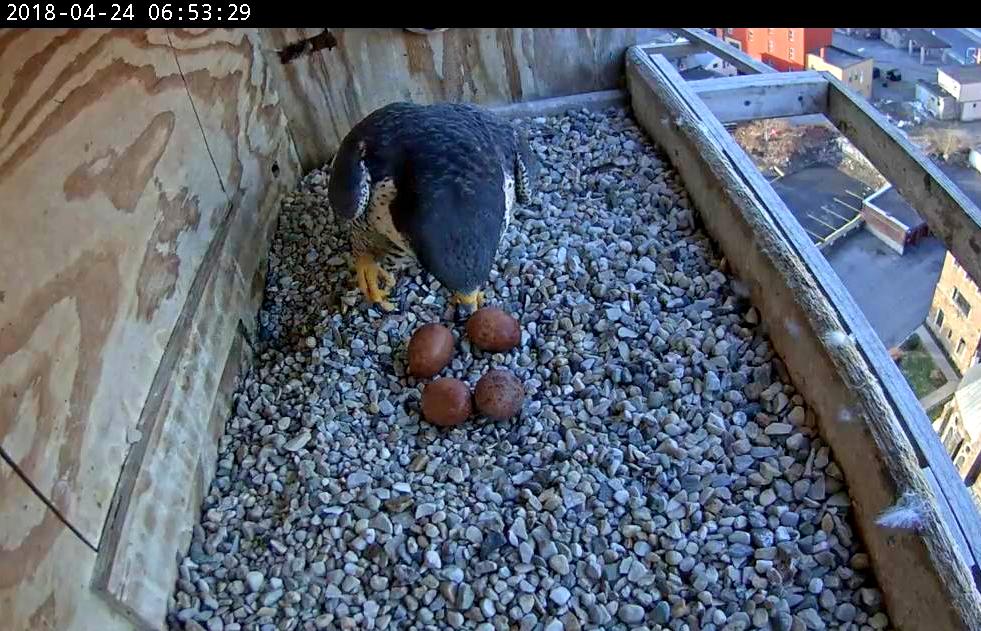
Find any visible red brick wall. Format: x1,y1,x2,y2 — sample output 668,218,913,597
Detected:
862,206,909,253
716,28,833,72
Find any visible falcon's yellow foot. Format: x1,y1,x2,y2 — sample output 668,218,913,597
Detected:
451,290,485,309
355,254,396,311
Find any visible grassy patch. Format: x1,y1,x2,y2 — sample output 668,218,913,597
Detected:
895,336,948,399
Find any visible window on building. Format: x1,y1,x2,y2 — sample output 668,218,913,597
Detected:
726,28,733,35
957,443,973,470
789,47,795,59
958,338,967,355
768,28,774,35
948,329,953,340
748,30,754,41
953,438,965,461
942,406,955,427
788,29,795,41
945,429,963,455
768,39,774,53
936,309,945,328
953,287,972,317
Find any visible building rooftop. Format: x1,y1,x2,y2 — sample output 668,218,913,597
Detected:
939,64,981,85
916,80,949,98
812,45,867,69
865,184,926,229
908,28,952,50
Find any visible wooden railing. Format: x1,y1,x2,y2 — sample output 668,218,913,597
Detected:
630,29,981,631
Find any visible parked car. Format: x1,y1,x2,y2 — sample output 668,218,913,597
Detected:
886,68,902,82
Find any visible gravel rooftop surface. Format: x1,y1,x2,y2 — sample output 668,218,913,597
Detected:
168,107,891,631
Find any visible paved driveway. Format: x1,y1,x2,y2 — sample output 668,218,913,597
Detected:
825,231,947,349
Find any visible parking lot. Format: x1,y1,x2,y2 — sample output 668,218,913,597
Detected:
832,32,940,104
770,165,873,247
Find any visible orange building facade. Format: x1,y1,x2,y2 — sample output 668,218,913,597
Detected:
715,28,834,72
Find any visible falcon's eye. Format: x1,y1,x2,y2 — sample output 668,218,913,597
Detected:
327,153,370,220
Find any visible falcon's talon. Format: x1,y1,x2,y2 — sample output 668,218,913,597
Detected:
451,290,485,309
355,254,396,311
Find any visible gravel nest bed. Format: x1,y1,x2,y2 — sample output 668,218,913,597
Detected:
168,107,891,631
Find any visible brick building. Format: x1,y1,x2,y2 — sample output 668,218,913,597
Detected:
927,252,981,374
934,364,981,483
715,28,833,72
806,46,874,99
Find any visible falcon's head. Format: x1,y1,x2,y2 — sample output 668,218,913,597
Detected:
327,137,370,220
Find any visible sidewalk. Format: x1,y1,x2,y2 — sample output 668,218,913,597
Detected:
916,324,959,382
914,324,960,411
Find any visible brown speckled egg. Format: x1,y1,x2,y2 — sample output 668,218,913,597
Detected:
474,369,525,420
466,307,520,353
421,378,472,427
407,323,455,377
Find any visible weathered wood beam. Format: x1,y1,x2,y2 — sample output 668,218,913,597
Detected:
825,73,981,290
488,90,626,121
667,28,776,75
686,71,829,123
640,40,701,60
626,46,981,631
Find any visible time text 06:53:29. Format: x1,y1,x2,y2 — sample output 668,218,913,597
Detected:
5,2,250,22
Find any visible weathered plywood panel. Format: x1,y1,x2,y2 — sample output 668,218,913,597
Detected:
94,235,252,627
0,29,229,545
259,28,664,170
92,28,299,628
0,459,131,631
164,28,301,324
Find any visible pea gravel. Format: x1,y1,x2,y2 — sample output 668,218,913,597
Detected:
167,107,891,631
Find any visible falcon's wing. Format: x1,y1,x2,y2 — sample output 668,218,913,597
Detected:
513,129,537,205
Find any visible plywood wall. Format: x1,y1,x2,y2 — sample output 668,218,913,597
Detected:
260,28,664,170
0,459,134,631
0,28,298,630
1,26,663,629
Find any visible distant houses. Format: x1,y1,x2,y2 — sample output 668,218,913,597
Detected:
927,253,981,374
881,28,952,64
937,65,981,122
911,64,981,122
714,28,832,72
933,364,981,497
915,80,960,121
806,45,874,99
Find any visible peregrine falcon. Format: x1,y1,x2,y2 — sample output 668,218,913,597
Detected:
326,102,535,312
